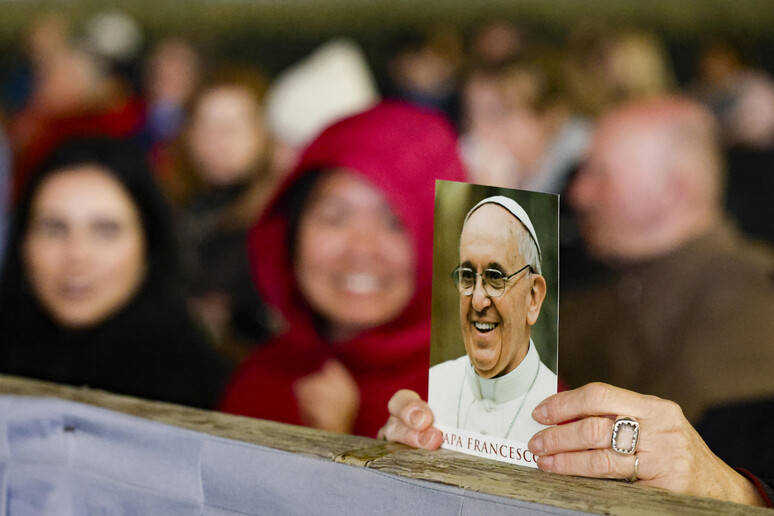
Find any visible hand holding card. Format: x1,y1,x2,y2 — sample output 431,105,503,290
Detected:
377,389,443,450
427,182,559,466
528,383,767,506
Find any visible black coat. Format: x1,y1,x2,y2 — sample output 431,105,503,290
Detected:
0,282,231,410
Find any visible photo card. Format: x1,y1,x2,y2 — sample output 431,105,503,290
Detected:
429,180,559,467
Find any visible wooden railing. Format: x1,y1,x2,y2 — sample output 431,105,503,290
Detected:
0,374,765,515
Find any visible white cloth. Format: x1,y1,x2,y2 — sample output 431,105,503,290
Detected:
265,39,379,147
429,340,556,442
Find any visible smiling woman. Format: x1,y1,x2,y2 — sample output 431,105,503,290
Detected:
0,137,230,409
293,171,417,343
219,101,467,437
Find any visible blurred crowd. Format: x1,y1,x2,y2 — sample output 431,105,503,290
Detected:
0,9,773,495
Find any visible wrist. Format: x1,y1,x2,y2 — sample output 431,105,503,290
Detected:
724,467,767,507
734,468,773,508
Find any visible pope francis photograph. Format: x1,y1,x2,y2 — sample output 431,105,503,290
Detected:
429,193,557,443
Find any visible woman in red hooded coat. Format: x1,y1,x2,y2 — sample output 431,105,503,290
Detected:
219,101,467,437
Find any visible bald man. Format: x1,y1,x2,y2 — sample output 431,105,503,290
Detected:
429,196,556,442
379,98,773,502
561,97,774,433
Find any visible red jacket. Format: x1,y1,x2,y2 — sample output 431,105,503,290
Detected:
220,101,467,437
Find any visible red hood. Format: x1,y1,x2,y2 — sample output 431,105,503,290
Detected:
248,100,467,370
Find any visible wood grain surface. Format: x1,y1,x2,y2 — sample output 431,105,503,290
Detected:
0,374,766,515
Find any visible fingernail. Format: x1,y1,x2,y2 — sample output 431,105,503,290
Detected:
408,408,427,428
532,403,548,422
539,455,553,471
529,435,543,454
418,430,433,448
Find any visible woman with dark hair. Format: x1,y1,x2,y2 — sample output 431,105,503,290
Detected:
219,101,467,437
0,137,230,408
174,68,277,356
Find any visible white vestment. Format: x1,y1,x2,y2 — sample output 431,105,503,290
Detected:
429,340,557,442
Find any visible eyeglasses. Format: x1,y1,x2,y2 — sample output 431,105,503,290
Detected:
451,264,532,298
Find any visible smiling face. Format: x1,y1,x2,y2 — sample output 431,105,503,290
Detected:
22,166,147,329
294,171,416,342
459,204,546,379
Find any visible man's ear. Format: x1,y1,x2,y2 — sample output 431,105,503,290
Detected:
526,274,547,326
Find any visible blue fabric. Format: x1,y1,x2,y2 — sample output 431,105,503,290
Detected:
0,396,585,515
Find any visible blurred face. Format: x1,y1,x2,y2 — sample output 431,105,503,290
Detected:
22,166,147,329
472,22,522,64
187,86,266,185
35,49,101,114
295,171,416,341
463,73,503,133
569,116,671,260
459,205,545,379
464,72,547,173
497,72,549,171
145,40,199,104
27,13,70,64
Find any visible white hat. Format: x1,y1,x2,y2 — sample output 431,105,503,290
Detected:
265,38,379,147
82,11,143,62
463,195,542,261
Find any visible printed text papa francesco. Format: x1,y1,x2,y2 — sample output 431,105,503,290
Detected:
443,431,537,463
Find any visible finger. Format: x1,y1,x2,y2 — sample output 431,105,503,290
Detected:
387,390,434,431
532,382,656,425
292,376,314,398
537,448,642,481
378,415,443,450
387,389,421,414
322,359,350,378
528,416,614,455
318,361,360,398
316,360,341,382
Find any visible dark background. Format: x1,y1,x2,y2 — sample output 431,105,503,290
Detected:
2,0,774,92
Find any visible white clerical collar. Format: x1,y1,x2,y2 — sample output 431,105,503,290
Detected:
465,340,539,404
